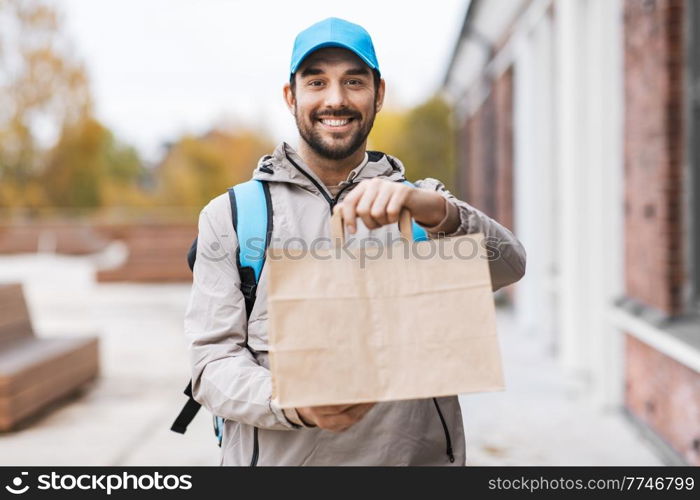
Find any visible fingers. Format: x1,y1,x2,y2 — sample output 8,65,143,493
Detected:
342,403,375,422
313,404,355,415
354,180,382,230
296,404,352,426
308,403,369,416
386,189,409,224
335,403,376,431
334,183,361,235
300,403,377,432
368,187,394,226
335,179,409,233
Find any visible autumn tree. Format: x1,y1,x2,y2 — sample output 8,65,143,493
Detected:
156,128,274,208
0,0,151,213
369,94,456,191
0,0,92,208
41,117,146,208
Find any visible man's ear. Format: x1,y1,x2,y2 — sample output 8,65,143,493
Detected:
283,82,296,115
375,78,386,113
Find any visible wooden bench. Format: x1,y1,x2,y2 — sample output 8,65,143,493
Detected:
0,283,99,431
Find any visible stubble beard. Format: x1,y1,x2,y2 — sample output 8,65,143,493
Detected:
295,105,377,161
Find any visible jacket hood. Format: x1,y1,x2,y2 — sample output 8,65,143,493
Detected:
251,142,407,197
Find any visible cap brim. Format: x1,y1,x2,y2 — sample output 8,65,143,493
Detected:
290,41,379,76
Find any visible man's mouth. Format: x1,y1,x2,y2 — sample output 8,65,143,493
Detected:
317,116,356,130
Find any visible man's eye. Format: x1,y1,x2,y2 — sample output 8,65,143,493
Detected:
346,79,362,86
308,81,324,87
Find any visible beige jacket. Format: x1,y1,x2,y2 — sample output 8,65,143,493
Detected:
184,142,526,466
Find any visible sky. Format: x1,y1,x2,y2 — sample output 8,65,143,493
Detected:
51,0,468,162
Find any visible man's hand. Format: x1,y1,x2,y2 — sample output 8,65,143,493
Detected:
333,178,449,234
296,403,375,432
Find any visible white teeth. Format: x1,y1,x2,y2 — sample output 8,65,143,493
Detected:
321,119,350,127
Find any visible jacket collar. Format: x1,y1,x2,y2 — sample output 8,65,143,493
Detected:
252,141,407,197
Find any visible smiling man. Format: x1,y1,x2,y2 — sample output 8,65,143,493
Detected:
185,17,526,466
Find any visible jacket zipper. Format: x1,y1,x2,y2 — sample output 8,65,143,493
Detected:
286,154,355,210
433,398,455,463
250,427,259,466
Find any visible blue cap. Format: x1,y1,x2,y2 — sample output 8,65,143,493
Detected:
290,17,380,77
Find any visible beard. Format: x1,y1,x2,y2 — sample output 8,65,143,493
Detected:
295,105,377,161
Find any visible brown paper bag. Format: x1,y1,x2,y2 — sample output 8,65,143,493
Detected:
267,209,504,408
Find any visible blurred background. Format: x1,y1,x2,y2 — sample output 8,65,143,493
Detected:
0,0,697,466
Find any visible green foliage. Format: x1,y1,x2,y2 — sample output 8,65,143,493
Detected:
369,94,456,191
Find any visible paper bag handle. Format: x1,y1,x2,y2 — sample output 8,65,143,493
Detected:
331,208,413,246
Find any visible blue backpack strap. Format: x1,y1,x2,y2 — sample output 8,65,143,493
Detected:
213,415,224,446
402,180,429,242
227,180,272,320
216,179,271,449
230,179,271,282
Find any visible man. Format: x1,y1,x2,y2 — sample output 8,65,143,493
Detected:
185,17,526,466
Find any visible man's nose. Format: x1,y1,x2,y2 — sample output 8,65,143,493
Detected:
323,81,348,108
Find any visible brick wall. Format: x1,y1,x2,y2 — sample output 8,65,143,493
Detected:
623,0,686,315
623,0,699,465
495,68,515,233
459,69,515,232
625,335,700,465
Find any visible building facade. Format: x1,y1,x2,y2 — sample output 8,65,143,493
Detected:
443,0,699,465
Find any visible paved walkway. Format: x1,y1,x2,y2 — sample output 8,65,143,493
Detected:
0,253,662,465
459,311,662,465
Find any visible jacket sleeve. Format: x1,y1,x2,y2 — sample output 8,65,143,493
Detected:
413,177,527,291
184,197,299,430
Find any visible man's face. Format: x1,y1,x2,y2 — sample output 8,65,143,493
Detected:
284,47,385,161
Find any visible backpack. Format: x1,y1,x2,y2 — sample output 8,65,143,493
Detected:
171,178,428,447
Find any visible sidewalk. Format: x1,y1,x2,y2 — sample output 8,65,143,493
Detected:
0,253,662,465
459,310,663,465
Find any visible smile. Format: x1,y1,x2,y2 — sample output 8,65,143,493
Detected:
318,117,355,129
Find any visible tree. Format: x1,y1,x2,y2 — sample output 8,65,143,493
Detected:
41,117,146,209
369,95,456,191
156,128,274,208
0,0,92,208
